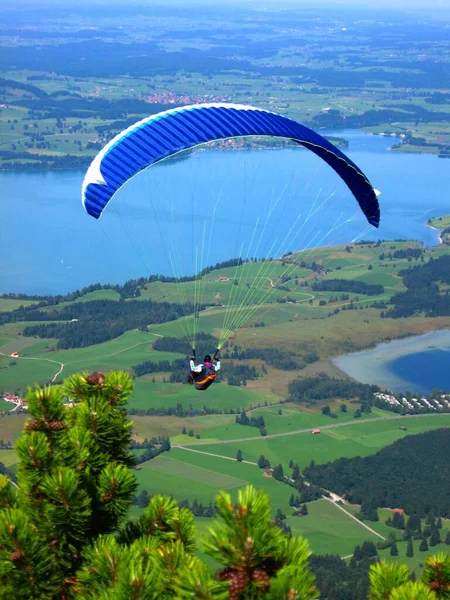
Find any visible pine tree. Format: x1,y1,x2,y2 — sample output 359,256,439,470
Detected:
407,514,422,533
0,372,322,600
390,542,399,556
445,531,450,545
406,539,414,557
420,538,429,552
353,545,363,561
437,517,443,529
272,464,284,481
137,489,150,508
0,372,138,598
430,529,441,547
300,504,308,516
257,454,267,468
392,512,406,529
289,493,295,507
361,540,378,558
360,500,379,522
236,449,243,462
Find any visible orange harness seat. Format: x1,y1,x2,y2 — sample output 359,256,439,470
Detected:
193,369,217,391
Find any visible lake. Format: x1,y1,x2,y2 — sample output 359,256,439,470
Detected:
333,329,450,395
2,129,450,296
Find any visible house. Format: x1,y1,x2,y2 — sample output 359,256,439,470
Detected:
10,352,19,358
393,508,404,514
219,276,229,281
312,429,321,435
263,468,273,477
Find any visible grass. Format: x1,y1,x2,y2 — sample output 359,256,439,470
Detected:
287,498,381,556
131,413,237,442
0,449,17,467
130,379,281,412
182,414,450,471
0,415,26,446
140,454,247,489
0,299,39,312
134,450,388,556
428,215,450,231
136,448,294,513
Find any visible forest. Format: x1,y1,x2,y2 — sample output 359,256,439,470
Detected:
21,299,192,348
226,345,316,370
152,334,219,356
311,279,384,296
386,255,450,318
310,551,376,600
287,374,379,406
304,429,450,517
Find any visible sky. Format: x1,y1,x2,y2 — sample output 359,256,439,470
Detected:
3,0,450,8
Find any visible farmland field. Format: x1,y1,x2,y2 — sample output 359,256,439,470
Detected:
176,414,450,470
2,241,450,572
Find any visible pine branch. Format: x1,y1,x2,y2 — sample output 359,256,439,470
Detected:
389,581,435,600
0,508,58,599
421,554,450,599
369,561,410,600
0,474,18,509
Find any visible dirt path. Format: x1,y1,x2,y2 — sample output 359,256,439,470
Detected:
325,497,385,540
177,412,448,446
0,351,65,383
174,445,258,466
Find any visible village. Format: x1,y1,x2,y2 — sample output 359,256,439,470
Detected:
374,391,450,413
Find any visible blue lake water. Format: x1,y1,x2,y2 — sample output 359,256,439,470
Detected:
334,330,450,395
1,129,450,296
388,349,450,395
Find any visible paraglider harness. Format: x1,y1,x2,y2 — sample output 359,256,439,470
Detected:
188,349,220,391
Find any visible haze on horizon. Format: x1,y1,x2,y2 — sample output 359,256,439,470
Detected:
2,0,449,9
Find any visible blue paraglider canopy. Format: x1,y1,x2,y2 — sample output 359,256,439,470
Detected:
82,103,380,227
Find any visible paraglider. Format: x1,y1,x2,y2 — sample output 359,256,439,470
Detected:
81,103,380,392
188,349,221,391
82,103,380,226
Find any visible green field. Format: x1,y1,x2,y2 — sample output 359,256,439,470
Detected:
428,215,450,230
286,498,381,556
2,241,450,569
178,414,450,470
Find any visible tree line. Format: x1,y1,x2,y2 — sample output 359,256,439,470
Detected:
379,247,423,261
20,299,192,348
311,279,384,296
226,344,318,371
304,429,450,518
288,374,380,407
152,333,219,355
236,412,266,436
385,255,450,318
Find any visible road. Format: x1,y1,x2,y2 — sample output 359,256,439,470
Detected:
175,411,448,446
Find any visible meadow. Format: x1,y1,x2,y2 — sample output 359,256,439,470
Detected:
174,414,450,470
2,241,450,570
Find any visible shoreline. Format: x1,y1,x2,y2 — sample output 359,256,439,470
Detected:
426,223,443,245
332,329,450,392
